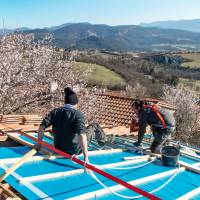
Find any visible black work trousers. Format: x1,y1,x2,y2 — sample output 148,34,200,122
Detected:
150,126,175,154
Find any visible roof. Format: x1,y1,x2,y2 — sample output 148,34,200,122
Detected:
0,93,137,136
0,93,174,136
1,93,199,199
0,134,200,200
96,93,134,127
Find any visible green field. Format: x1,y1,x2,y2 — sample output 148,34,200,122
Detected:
73,62,126,89
178,78,200,92
178,53,200,68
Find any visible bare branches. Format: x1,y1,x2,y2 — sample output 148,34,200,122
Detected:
0,33,104,125
126,84,147,98
0,33,90,114
162,85,200,146
78,87,105,124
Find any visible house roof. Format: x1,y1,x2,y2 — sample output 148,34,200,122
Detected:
96,93,134,127
0,93,137,136
0,137,199,200
0,93,175,138
0,93,200,199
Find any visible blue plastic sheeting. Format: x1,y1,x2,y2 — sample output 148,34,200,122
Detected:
11,161,167,199
150,170,200,199
0,146,31,159
0,145,200,199
98,170,200,200
0,150,173,199
5,151,144,177
18,134,54,145
179,156,199,164
191,194,200,200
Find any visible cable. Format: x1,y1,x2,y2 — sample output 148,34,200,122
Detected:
89,170,142,199
88,161,181,200
93,159,155,170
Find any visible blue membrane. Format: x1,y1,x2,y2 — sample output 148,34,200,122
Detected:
179,155,200,164
0,146,31,159
18,133,54,145
191,194,200,200
0,145,200,199
96,170,200,200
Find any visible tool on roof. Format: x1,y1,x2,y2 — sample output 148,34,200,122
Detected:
17,129,160,200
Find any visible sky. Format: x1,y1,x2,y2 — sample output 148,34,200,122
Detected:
1,0,200,29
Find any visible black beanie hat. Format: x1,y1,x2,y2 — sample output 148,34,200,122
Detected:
64,87,78,105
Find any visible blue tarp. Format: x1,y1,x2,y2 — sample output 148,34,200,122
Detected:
0,143,200,199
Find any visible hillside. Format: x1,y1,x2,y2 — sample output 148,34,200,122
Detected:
24,22,200,52
73,62,126,89
75,50,200,96
176,52,200,68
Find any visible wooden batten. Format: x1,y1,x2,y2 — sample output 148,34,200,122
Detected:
0,149,37,183
179,161,200,174
19,156,154,183
0,135,8,142
67,167,185,200
19,169,84,183
123,155,150,160
0,148,124,165
180,150,200,161
176,187,200,200
0,183,22,199
6,132,34,147
0,163,53,200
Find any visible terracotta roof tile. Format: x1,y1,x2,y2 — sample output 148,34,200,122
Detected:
0,93,168,136
95,93,134,128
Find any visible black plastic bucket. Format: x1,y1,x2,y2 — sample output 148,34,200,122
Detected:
161,146,180,167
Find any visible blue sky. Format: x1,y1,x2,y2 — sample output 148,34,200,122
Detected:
1,0,200,29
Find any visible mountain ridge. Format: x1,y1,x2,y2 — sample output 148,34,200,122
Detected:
2,22,200,52
140,19,200,33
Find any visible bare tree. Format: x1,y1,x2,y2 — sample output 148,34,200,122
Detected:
78,87,105,124
126,83,147,98
162,85,200,146
0,33,90,115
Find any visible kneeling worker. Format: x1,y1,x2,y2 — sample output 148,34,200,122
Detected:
37,87,88,163
131,100,176,154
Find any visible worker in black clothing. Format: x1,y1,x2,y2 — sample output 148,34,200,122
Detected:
37,87,88,163
131,100,176,154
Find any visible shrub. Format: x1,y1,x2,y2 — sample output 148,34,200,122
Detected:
0,34,91,115
162,85,200,146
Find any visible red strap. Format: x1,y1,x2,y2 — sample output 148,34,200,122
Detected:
144,104,167,129
18,130,160,200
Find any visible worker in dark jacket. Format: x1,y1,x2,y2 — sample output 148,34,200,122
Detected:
132,100,176,154
37,87,88,163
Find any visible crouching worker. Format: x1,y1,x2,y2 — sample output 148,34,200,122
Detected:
131,100,176,154
37,87,88,163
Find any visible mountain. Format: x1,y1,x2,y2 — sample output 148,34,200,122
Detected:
45,23,75,31
15,27,30,32
0,28,12,35
9,22,200,51
140,19,200,33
